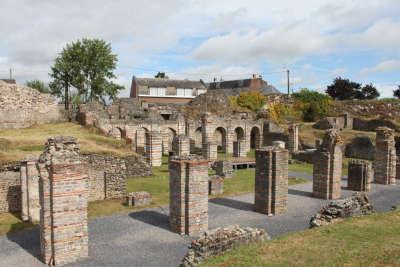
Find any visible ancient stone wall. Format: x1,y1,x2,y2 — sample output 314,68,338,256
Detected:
233,139,247,157
347,160,372,192
169,155,208,236
374,127,396,184
20,159,40,222
38,136,88,265
312,129,343,199
255,146,289,215
0,169,20,213
172,135,190,157
0,81,62,128
145,131,162,166
287,124,299,153
344,136,375,160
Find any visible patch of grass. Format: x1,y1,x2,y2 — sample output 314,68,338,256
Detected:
202,210,400,267
289,162,313,174
0,122,135,164
0,213,35,236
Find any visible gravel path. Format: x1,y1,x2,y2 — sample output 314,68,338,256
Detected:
1,177,399,267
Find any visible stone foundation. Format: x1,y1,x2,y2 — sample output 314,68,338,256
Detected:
208,176,224,195
255,146,289,215
126,191,152,207
145,131,162,167
38,136,88,265
312,129,343,200
347,160,372,192
169,155,208,236
374,127,396,185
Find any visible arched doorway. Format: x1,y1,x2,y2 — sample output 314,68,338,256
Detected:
194,127,202,148
250,127,261,149
234,127,245,141
164,127,177,154
214,127,227,152
110,127,124,139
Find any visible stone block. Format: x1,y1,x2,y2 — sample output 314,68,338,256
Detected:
214,160,233,178
374,127,396,185
208,176,224,195
126,191,152,207
347,160,372,192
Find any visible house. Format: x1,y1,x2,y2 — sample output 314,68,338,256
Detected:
130,75,207,104
0,79,16,84
208,75,281,95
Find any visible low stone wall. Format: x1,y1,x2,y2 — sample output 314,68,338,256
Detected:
182,225,268,266
292,149,316,164
309,193,374,228
124,155,152,177
0,170,21,212
353,118,399,132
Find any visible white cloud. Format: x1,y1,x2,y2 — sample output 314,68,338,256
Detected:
360,60,400,75
376,84,399,98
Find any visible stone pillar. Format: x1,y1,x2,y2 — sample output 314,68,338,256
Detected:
348,160,372,192
20,158,40,223
145,131,162,167
233,139,247,157
162,132,170,156
172,134,190,157
136,128,146,154
201,113,216,160
215,160,233,178
226,130,235,155
312,129,343,199
374,127,396,185
255,146,289,215
343,113,353,129
169,155,208,236
38,136,88,266
288,124,299,153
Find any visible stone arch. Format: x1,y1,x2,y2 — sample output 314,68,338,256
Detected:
110,127,125,140
164,127,177,154
214,127,227,152
234,126,245,141
136,127,149,154
250,126,261,149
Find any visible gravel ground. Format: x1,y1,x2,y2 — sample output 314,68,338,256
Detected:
1,177,399,267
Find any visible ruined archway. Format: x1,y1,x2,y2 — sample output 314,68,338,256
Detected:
165,127,177,154
136,127,149,154
250,126,261,149
110,127,125,140
234,127,245,141
214,127,227,152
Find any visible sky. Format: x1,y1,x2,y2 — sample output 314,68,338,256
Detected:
0,0,399,97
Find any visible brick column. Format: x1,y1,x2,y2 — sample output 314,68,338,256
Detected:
20,158,40,223
145,131,162,167
172,134,190,157
201,113,216,160
233,139,247,157
169,155,208,236
255,146,289,215
288,124,299,153
312,129,343,199
374,127,396,185
348,160,372,192
38,136,88,265
162,132,170,156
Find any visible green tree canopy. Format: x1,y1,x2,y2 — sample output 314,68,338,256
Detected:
49,38,123,109
326,77,379,100
26,79,50,93
292,89,332,122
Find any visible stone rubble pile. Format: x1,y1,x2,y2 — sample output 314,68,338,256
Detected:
310,193,374,228
181,225,269,266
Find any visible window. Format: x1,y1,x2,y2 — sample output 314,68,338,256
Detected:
166,87,177,96
149,87,166,96
138,86,150,95
177,88,193,97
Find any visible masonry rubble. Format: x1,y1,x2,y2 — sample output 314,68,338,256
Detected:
347,160,372,192
126,191,152,207
310,192,374,228
169,154,209,236
312,129,343,199
374,127,396,185
255,145,289,215
38,136,88,265
181,225,269,266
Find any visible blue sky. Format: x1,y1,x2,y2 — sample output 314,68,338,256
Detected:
0,0,399,97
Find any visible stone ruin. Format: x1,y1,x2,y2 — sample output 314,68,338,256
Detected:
310,193,374,228
181,225,268,266
172,134,190,157
214,160,233,178
347,160,372,192
287,123,299,153
20,156,40,223
169,155,209,236
312,129,343,200
126,191,152,207
208,175,224,195
145,131,162,166
37,136,88,265
374,127,396,185
255,145,289,215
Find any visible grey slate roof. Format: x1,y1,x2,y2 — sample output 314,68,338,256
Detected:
134,77,206,89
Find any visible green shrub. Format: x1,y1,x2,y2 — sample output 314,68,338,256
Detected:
230,91,266,112
293,89,332,122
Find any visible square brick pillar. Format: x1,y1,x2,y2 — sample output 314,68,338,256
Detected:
288,124,299,153
255,146,289,215
38,136,88,266
233,139,247,157
169,155,208,236
348,160,372,192
312,129,343,199
172,134,190,157
20,157,40,223
145,131,162,167
374,127,396,185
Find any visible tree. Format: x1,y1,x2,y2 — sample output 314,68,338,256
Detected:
360,83,380,99
326,77,361,100
292,89,332,122
49,38,123,109
230,91,266,112
26,79,50,93
394,85,400,99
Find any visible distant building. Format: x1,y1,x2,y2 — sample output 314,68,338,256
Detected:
130,76,207,104
0,79,16,84
208,75,281,95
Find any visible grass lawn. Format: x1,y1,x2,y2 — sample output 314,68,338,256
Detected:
202,210,400,267
0,122,134,164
